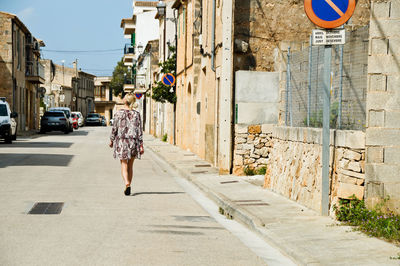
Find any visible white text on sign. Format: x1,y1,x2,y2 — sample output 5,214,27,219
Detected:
312,29,346,46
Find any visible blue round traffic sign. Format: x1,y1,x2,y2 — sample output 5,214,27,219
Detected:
161,73,175,87
305,0,356,29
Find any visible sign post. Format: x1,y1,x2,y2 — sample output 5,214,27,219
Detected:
304,0,355,216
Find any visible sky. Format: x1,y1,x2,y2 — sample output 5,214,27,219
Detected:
0,0,143,77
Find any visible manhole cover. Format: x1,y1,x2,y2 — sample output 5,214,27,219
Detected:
28,202,64,215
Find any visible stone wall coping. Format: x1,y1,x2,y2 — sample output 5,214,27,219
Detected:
235,124,365,149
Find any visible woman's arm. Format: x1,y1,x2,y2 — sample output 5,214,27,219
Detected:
109,112,118,147
137,112,144,154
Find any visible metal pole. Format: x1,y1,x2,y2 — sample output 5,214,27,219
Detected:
322,45,332,216
308,36,313,127
285,47,291,126
338,43,344,129
288,48,293,127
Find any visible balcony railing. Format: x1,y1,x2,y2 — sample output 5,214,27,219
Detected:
124,77,134,85
26,61,45,84
124,44,135,55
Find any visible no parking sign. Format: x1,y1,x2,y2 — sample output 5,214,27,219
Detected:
304,0,356,29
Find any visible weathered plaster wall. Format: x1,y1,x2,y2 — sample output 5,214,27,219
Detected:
233,0,371,72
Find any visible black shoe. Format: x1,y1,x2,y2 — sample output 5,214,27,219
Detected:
124,186,131,196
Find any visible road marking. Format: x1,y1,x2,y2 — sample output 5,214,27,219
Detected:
324,0,345,16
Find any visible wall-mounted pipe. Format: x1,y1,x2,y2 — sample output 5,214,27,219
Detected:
211,0,216,72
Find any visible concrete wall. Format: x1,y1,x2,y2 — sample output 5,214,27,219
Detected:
235,71,279,124
365,0,400,213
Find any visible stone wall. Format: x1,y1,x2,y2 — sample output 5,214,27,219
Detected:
234,124,366,214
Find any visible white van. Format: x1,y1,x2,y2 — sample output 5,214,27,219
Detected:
0,97,18,143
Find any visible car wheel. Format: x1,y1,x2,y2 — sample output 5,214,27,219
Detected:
5,136,12,144
40,128,46,134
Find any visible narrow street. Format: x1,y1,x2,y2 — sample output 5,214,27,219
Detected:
0,127,291,265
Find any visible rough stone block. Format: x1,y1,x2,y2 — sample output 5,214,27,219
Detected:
250,153,260,159
261,124,273,134
385,111,400,128
335,130,365,149
344,149,362,161
257,158,268,165
236,124,248,134
371,38,388,55
339,158,350,169
369,110,385,127
339,169,365,179
346,161,362,173
366,128,400,146
338,174,364,186
384,147,400,164
366,146,384,163
234,155,244,166
248,125,261,134
235,150,249,155
372,1,391,18
233,166,244,176
242,144,254,151
244,158,256,164
248,134,255,141
235,137,246,144
337,183,364,200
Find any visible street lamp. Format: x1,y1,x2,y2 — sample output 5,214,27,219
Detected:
156,0,166,17
137,43,144,54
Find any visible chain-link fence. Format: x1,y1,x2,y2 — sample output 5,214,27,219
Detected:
284,26,369,131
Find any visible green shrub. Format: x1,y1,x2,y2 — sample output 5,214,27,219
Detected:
162,134,168,142
256,166,267,175
243,166,255,176
334,196,400,243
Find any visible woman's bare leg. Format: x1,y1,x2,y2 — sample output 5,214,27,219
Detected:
127,157,135,186
120,160,129,186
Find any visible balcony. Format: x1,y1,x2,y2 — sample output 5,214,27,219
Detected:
120,17,136,39
26,61,45,84
123,44,135,66
123,77,135,92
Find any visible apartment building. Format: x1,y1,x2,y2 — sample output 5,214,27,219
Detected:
94,76,123,125
0,11,45,132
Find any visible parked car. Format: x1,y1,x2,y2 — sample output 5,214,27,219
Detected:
49,107,73,132
85,113,102,126
101,116,107,126
0,97,18,143
40,111,71,134
70,113,79,129
71,111,84,127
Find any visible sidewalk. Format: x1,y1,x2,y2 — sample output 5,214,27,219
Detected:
145,134,400,265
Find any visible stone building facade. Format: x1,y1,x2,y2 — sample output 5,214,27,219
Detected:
0,12,45,132
94,76,119,125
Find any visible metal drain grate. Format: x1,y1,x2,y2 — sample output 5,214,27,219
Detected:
195,164,212,167
191,171,208,174
238,203,270,206
220,181,239,184
28,202,64,215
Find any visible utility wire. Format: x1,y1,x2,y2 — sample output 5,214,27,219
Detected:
42,48,123,53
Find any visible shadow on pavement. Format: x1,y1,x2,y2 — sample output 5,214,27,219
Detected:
131,192,185,196
0,153,74,168
0,142,73,148
40,130,89,136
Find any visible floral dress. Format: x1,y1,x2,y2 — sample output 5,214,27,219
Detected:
110,109,143,160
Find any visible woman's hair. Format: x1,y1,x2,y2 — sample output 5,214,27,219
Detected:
125,93,138,110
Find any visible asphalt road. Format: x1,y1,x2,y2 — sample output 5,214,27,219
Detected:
0,127,280,266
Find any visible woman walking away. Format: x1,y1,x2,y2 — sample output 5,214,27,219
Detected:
109,92,144,196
